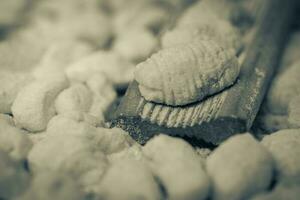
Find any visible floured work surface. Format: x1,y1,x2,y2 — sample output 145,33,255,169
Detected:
111,0,295,145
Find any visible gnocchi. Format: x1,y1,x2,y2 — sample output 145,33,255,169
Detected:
135,40,239,106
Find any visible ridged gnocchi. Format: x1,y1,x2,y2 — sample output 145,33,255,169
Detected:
135,40,240,106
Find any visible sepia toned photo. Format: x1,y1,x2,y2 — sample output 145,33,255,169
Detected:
0,0,299,199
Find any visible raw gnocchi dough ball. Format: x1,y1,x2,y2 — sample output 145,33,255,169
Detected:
66,51,135,88
113,3,170,34
97,158,162,200
0,115,33,161
0,150,30,199
16,172,84,200
59,148,108,194
0,71,31,114
46,114,101,137
58,12,112,47
206,133,274,200
267,61,300,115
177,0,251,29
161,19,242,54
28,134,108,194
0,21,57,72
176,1,208,27
113,28,159,63
261,129,300,185
143,134,210,200
31,0,112,47
32,0,100,18
46,115,134,155
287,95,300,128
12,75,69,132
200,0,253,29
86,74,117,123
53,110,101,128
32,40,94,78
55,83,93,115
28,135,93,171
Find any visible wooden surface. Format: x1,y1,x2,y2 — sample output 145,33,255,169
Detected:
111,0,296,145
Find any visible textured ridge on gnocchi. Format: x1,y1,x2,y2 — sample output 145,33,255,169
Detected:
135,40,240,106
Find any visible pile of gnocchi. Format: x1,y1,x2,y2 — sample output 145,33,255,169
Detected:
0,0,299,200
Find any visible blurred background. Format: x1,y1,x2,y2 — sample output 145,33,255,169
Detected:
0,0,300,200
